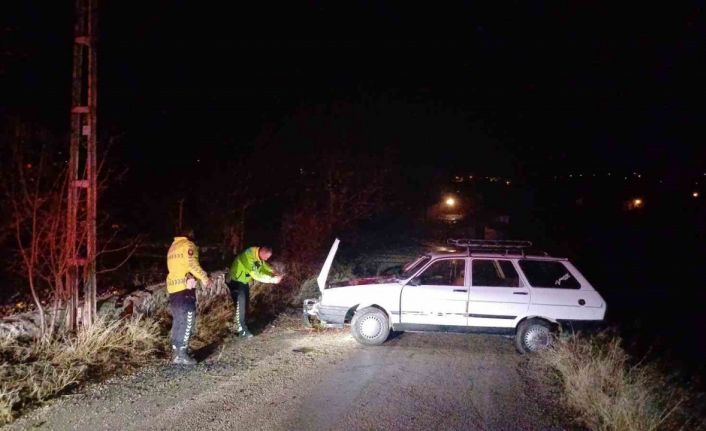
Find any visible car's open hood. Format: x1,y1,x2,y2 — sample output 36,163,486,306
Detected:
316,238,340,293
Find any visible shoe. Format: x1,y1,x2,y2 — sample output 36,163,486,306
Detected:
172,346,196,365
237,328,254,339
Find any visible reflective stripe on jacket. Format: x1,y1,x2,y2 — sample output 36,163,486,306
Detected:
166,237,208,294
229,247,277,284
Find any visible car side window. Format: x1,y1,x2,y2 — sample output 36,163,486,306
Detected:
472,259,520,287
519,260,581,289
417,259,465,286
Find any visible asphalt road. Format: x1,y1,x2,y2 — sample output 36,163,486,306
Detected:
7,315,570,431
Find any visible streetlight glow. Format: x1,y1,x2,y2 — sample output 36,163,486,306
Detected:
445,197,456,207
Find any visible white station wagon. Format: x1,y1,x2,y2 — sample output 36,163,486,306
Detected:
304,239,606,353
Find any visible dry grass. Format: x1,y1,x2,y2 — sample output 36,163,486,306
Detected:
0,267,342,425
0,316,164,425
540,332,698,431
192,293,234,348
0,287,247,426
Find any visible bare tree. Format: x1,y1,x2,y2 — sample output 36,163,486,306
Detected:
4,126,63,337
2,122,138,337
321,150,387,231
196,157,258,260
281,149,391,283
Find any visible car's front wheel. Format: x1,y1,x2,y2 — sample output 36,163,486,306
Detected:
515,319,555,354
351,307,390,346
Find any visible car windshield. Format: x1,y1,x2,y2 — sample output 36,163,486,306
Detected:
399,255,431,279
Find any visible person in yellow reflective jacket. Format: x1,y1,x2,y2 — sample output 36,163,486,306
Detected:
166,227,212,365
227,246,282,338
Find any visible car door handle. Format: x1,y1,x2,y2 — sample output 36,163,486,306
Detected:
513,291,528,295
453,289,468,293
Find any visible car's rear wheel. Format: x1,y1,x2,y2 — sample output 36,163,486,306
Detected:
515,319,554,354
351,307,390,346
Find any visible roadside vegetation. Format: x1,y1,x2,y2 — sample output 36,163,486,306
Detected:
0,288,243,426
0,260,363,426
0,118,394,426
0,317,163,425
540,332,704,431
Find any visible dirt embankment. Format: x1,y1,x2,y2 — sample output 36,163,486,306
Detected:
6,314,571,431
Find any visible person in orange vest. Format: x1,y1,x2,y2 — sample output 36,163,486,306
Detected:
166,227,212,365
227,246,282,338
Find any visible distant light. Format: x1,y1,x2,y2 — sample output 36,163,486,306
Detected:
607,172,612,176
693,192,700,198
196,159,200,163
445,197,456,207
626,197,643,211
505,180,511,185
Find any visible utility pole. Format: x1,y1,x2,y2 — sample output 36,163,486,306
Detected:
66,0,98,329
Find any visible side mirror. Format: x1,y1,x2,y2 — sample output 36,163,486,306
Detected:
407,277,421,286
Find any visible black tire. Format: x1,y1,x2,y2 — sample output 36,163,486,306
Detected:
515,319,554,354
351,307,390,346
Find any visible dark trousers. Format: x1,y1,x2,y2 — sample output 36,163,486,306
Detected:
227,280,249,331
169,289,196,349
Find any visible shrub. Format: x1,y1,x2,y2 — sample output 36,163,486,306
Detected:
540,332,694,431
192,292,234,347
0,316,163,425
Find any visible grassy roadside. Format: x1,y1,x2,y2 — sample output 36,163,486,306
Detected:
0,213,384,426
0,289,239,426
539,332,704,431
0,317,164,425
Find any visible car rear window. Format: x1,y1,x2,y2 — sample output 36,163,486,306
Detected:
519,260,581,289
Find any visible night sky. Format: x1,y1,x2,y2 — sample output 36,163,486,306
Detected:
1,1,705,177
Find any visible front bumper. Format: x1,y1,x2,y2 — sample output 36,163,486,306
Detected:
303,298,347,327
303,298,320,318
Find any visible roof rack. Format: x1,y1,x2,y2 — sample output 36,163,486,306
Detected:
446,239,533,256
